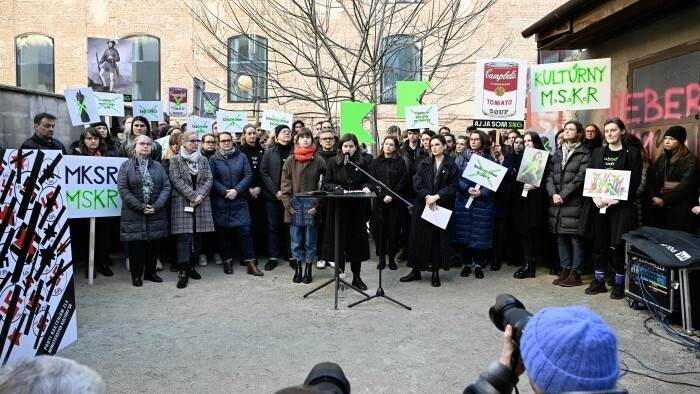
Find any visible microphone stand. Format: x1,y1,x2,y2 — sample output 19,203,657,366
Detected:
345,157,412,310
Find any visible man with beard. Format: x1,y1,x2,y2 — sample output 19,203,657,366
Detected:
260,124,294,270
239,124,268,257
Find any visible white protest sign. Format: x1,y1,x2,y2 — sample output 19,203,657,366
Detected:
155,136,169,151
93,92,125,117
530,58,611,113
133,100,164,121
187,117,212,135
217,110,247,134
64,87,101,125
63,156,127,218
405,104,438,130
261,109,293,131
583,169,631,201
462,155,507,192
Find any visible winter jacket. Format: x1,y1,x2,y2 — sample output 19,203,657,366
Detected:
118,158,171,242
209,149,253,228
169,154,215,235
454,152,496,250
647,151,699,234
260,143,293,201
545,144,591,235
20,134,67,154
280,153,326,224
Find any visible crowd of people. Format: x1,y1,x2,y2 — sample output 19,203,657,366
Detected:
17,113,700,296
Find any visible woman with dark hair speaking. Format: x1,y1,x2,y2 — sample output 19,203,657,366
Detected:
400,134,458,287
583,118,642,299
647,125,699,234
370,136,409,271
321,133,372,290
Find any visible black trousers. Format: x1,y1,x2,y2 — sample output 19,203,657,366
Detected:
592,211,626,275
176,233,203,270
129,240,161,279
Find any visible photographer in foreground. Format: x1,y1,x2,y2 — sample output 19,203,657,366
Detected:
466,304,625,394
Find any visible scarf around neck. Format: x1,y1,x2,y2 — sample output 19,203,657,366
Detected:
294,145,316,161
180,146,201,175
136,157,154,203
561,141,581,169
219,146,236,159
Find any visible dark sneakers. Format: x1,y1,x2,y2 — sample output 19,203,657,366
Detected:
585,279,608,295
610,283,625,299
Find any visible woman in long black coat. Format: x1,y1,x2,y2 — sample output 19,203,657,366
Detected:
321,133,372,290
400,135,459,287
370,136,409,270
584,117,642,299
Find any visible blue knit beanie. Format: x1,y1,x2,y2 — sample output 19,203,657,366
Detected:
520,306,619,393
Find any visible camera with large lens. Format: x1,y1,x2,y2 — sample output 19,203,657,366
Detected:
488,294,533,345
303,362,351,394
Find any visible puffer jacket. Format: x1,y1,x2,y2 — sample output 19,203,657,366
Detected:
260,143,293,201
454,152,496,249
209,148,253,228
545,144,591,235
118,158,171,241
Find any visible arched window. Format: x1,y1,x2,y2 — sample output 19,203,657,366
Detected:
227,35,268,102
16,34,55,92
125,35,161,101
381,35,422,103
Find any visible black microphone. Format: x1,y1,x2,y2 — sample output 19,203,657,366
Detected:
343,154,350,166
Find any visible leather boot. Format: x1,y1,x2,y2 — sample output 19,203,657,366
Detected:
247,260,264,276
513,259,536,279
400,268,422,282
176,271,188,289
302,262,312,284
189,264,202,280
293,261,303,283
552,268,570,285
431,268,441,287
223,260,233,274
388,255,397,270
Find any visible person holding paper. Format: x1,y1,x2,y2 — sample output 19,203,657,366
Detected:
117,135,171,287
454,130,496,280
584,118,642,299
400,134,458,287
370,136,409,271
546,121,591,288
647,125,699,235
280,127,325,284
321,133,372,290
511,132,550,280
169,131,215,289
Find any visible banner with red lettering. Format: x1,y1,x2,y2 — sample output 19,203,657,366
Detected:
0,149,77,366
472,59,527,129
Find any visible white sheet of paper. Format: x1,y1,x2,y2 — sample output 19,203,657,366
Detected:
421,205,452,230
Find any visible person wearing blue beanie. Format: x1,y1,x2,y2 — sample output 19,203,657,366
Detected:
465,305,623,394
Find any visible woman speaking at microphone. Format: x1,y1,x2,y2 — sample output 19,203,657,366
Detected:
321,133,372,290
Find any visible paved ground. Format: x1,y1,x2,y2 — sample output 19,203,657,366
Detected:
58,252,699,394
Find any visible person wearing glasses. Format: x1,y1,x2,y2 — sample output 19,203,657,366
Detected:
260,124,294,271
169,131,215,289
200,133,217,158
209,132,262,276
118,135,171,287
239,124,268,259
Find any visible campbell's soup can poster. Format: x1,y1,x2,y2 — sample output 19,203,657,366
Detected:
473,59,527,128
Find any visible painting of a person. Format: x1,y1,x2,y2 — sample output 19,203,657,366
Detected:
99,40,120,92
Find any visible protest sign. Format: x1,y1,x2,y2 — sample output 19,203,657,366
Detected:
133,100,164,121
396,81,432,118
462,155,507,192
0,150,77,366
261,110,293,131
530,58,611,112
583,169,631,200
187,117,212,135
155,136,169,151
93,92,125,117
63,156,127,218
217,110,247,134
64,87,100,126
472,59,527,129
199,92,220,118
168,87,188,116
404,104,438,130
340,101,375,144
516,147,549,188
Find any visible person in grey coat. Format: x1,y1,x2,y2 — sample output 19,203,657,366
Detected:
169,130,215,289
118,135,171,287
545,121,591,288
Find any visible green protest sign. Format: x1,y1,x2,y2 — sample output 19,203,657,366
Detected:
396,81,432,118
340,101,375,144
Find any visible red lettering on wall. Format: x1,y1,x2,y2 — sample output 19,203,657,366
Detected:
609,82,700,126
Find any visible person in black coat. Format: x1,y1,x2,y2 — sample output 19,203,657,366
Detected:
400,134,459,287
370,136,409,271
321,133,373,290
511,132,550,280
584,118,641,299
239,124,268,257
